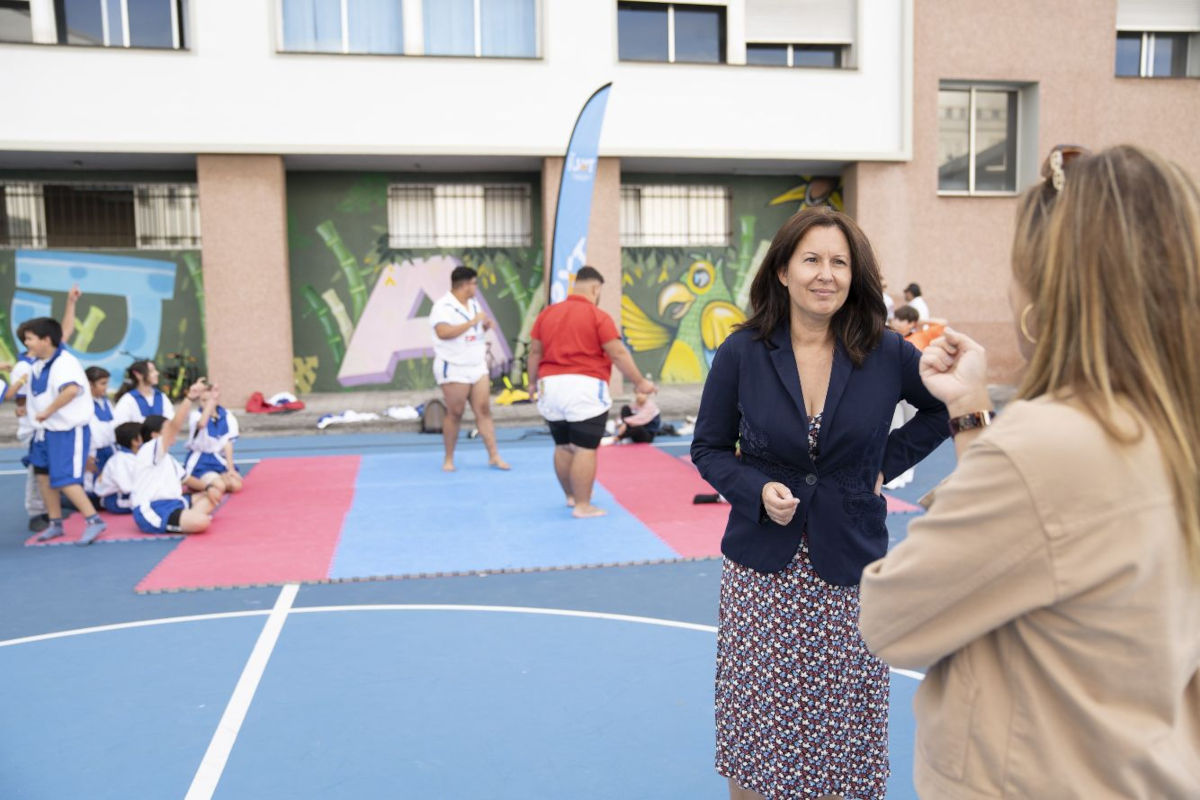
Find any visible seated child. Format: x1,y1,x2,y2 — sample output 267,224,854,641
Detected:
112,359,175,425
615,390,662,444
92,422,142,514
131,379,215,535
184,382,243,498
85,366,116,495
890,305,946,351
22,316,106,544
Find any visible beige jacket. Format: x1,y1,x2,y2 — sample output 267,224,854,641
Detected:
860,396,1200,799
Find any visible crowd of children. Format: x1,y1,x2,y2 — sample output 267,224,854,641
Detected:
1,310,243,545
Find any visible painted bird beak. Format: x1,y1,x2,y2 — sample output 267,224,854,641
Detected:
658,282,695,321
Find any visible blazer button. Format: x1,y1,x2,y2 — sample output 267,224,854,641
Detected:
805,474,817,486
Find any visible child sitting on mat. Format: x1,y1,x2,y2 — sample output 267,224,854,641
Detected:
184,382,242,498
131,379,215,535
92,422,142,514
615,389,662,444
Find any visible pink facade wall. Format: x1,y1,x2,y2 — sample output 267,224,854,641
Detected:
196,155,296,404
850,0,1200,382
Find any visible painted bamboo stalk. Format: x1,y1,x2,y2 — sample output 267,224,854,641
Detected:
301,284,346,363
316,221,367,322
70,306,107,352
321,289,355,343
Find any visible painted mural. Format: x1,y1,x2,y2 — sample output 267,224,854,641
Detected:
621,175,843,382
287,173,543,393
0,248,206,395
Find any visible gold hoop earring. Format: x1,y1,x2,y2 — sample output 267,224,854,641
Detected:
1019,303,1038,345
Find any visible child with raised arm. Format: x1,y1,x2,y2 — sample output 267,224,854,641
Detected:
22,317,105,544
131,379,214,535
112,360,174,426
185,382,243,496
93,422,142,514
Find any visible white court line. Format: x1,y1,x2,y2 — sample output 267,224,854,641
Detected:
0,603,925,683
184,583,299,800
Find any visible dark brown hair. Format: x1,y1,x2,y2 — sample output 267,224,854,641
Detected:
741,206,886,365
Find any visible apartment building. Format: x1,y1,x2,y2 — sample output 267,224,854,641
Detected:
0,0,1196,398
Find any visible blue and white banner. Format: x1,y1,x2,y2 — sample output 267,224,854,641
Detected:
548,83,612,304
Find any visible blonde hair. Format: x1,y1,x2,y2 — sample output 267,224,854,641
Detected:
1015,145,1200,573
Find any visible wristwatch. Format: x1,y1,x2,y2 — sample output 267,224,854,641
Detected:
948,410,994,437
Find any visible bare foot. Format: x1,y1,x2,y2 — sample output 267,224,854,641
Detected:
489,458,511,471
442,461,456,472
565,496,576,508
572,504,607,518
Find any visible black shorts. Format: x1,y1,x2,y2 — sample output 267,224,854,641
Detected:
547,411,608,450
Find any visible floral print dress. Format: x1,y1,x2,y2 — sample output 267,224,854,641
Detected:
714,413,890,799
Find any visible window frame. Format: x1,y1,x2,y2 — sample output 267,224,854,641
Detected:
386,182,533,249
619,183,732,247
617,1,726,65
50,0,184,49
936,83,1023,198
0,180,202,250
1115,30,1197,77
745,41,845,69
277,0,407,56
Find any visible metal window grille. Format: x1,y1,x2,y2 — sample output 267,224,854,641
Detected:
620,184,731,246
0,181,201,249
388,183,532,248
134,184,202,248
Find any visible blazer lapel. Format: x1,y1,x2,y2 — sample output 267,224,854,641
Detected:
768,325,807,418
818,340,853,452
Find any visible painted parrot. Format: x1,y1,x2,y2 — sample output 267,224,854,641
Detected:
622,259,746,383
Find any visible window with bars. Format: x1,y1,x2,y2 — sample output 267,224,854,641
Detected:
387,183,532,248
620,185,731,246
0,182,201,249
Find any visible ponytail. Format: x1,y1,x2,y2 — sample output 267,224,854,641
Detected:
113,360,151,405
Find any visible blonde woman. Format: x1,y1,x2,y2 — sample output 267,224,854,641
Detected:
859,144,1200,797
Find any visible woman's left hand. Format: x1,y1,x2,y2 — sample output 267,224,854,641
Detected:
919,327,990,416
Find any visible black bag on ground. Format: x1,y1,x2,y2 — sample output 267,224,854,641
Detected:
421,399,447,434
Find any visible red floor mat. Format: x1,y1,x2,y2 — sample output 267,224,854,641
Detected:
135,456,361,593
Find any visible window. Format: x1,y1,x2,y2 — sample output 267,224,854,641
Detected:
746,42,843,68
423,0,537,58
54,0,184,48
620,185,730,246
281,0,404,54
617,2,725,64
937,85,1019,194
0,1,34,42
0,182,201,249
1115,31,1194,76
387,183,532,248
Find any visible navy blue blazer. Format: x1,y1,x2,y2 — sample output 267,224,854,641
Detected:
691,325,949,585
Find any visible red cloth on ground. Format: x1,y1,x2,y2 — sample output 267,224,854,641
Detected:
530,294,620,382
245,392,306,414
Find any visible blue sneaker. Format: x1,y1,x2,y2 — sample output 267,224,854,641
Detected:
79,517,107,546
36,523,65,542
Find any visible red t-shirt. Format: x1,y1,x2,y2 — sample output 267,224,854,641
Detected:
531,295,620,381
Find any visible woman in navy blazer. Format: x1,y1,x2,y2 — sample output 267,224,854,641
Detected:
692,207,947,800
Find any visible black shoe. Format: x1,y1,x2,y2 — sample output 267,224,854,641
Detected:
28,514,50,533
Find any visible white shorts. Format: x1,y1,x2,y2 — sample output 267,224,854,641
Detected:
537,374,612,422
433,358,488,386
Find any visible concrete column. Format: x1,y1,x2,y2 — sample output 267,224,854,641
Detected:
195,154,295,405
541,156,625,389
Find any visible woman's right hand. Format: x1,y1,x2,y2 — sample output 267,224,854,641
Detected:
762,481,800,526
919,327,991,416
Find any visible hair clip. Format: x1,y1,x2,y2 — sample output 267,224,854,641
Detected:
1049,149,1066,193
